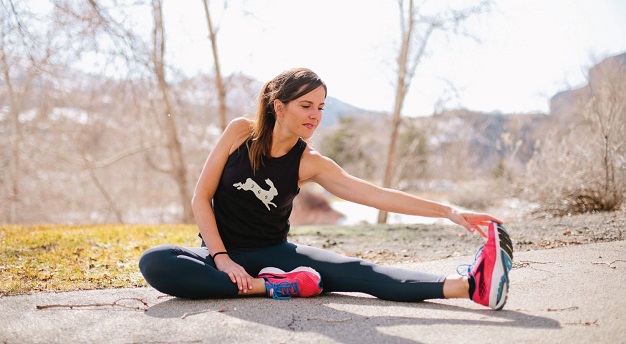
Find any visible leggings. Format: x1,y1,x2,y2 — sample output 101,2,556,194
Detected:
138,242,446,302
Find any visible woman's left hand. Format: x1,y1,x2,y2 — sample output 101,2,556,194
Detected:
447,209,503,238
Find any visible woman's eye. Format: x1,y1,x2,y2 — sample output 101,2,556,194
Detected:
319,108,324,111
302,105,310,109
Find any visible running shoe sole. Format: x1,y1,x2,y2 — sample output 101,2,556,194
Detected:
490,223,513,310
258,266,321,279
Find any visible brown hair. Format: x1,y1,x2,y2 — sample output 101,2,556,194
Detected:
248,68,327,172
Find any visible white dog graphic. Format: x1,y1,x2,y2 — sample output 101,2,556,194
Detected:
233,178,278,211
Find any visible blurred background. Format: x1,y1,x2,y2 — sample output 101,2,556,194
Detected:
1,0,625,225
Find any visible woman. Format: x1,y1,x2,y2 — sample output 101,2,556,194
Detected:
139,68,513,310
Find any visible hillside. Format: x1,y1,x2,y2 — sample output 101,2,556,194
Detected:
550,52,626,117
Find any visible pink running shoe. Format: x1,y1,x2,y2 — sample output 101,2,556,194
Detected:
257,266,323,300
460,221,513,310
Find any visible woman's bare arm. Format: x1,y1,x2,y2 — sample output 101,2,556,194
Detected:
301,149,501,236
191,117,255,291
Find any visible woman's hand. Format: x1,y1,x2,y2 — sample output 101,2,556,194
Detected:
447,209,503,238
214,255,255,294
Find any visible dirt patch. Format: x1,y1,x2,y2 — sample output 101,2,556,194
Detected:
287,210,626,265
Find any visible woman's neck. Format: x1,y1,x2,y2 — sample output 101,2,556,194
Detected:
270,128,300,158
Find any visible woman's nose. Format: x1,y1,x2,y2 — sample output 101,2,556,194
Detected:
310,109,322,120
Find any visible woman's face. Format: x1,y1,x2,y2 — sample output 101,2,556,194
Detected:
274,85,326,139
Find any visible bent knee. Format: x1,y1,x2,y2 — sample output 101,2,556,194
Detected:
138,244,178,279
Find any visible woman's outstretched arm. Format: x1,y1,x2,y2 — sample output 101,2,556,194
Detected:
300,149,501,236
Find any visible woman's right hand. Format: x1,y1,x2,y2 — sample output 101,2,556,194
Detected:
214,255,254,294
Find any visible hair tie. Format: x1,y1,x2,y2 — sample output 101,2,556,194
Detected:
211,251,228,259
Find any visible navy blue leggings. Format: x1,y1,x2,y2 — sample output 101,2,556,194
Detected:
138,242,446,302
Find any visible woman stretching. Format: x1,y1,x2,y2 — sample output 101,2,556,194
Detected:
139,68,513,310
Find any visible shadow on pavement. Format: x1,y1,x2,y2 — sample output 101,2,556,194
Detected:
145,293,560,343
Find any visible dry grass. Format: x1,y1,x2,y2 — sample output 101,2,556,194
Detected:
0,224,199,296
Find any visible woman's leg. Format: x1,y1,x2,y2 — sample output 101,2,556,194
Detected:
139,242,468,301
443,276,470,299
241,242,451,302
139,244,264,299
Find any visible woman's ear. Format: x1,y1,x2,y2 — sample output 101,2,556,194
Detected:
273,99,285,117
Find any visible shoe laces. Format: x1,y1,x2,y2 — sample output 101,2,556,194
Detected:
267,280,300,300
456,245,484,276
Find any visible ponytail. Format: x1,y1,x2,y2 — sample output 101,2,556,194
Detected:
248,81,275,173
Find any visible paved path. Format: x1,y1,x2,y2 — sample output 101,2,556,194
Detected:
1,241,625,343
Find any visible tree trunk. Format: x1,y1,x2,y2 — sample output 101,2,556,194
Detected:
377,0,479,224
152,0,193,223
377,0,413,224
202,0,228,131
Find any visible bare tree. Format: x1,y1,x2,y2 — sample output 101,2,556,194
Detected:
151,0,193,223
0,0,52,223
0,0,241,224
201,0,228,130
34,1,159,223
377,0,491,223
28,0,194,223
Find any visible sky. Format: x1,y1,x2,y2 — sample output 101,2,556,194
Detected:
160,0,626,116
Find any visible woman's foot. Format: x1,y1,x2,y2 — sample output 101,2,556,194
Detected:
257,266,323,300
461,222,514,310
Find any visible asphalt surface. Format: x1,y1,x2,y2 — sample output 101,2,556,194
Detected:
1,240,625,344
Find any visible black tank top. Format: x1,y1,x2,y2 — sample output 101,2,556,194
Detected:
212,137,307,248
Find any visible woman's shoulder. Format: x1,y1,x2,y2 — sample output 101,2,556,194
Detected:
299,145,338,181
301,144,324,161
221,117,253,154
226,116,253,134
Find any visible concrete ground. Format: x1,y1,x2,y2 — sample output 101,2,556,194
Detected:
1,241,625,344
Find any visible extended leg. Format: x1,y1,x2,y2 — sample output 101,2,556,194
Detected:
239,242,447,302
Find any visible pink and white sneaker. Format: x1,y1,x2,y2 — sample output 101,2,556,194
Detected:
257,266,323,300
460,221,514,310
